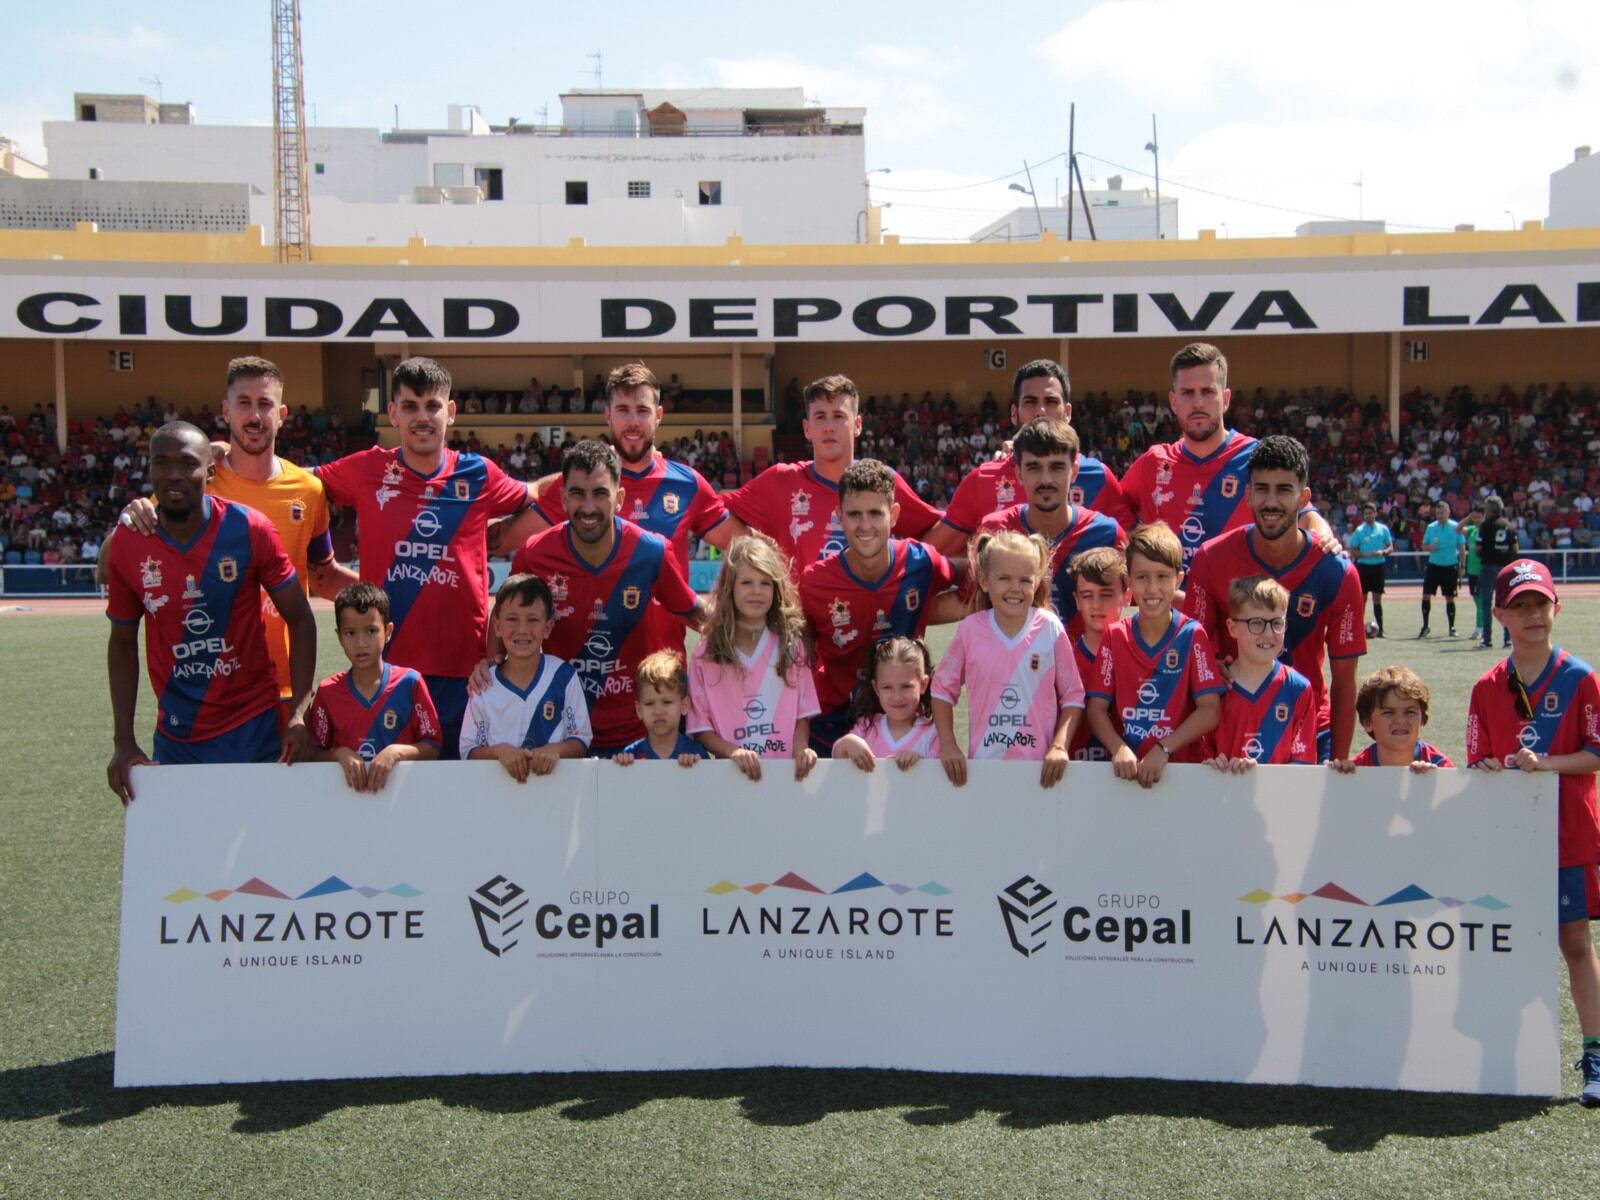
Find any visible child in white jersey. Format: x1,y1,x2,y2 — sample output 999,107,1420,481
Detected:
931,529,1084,788
833,636,942,772
688,533,820,781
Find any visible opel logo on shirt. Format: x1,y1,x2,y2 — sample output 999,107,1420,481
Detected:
1137,680,1160,705
1517,724,1541,750
743,697,768,721
999,686,1021,711
584,631,614,660
182,607,213,636
413,509,442,539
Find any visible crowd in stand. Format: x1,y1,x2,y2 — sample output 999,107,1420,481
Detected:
7,379,1600,570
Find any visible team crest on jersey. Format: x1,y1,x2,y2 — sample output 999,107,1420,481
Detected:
549,574,569,603
289,501,305,522
622,586,642,610
182,573,204,599
383,710,398,731
905,587,921,612
1274,703,1290,723
630,499,648,521
1164,648,1180,670
139,557,163,589
1070,487,1085,504
663,492,681,515
1296,593,1317,618
1029,653,1041,672
453,479,469,501
423,486,437,501
996,479,1016,505
542,700,557,722
1544,690,1560,713
1221,475,1239,499
217,557,238,584
383,460,405,485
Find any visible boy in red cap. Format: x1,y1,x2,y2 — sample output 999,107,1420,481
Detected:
1467,559,1600,1106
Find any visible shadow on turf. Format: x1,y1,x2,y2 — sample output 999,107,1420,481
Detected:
0,1052,1560,1151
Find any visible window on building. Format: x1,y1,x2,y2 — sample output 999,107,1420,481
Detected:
475,167,503,201
566,180,588,205
627,181,651,199
88,167,101,180
698,180,722,206
79,104,97,122
314,162,325,175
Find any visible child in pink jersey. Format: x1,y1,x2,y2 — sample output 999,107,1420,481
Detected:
931,529,1084,788
833,636,942,771
688,533,820,782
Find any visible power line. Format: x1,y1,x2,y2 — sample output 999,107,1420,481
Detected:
871,153,1067,193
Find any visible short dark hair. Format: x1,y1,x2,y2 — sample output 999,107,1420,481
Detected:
803,374,858,412
334,582,390,624
1248,435,1309,486
150,420,210,455
392,356,452,399
492,572,554,621
1012,417,1079,463
1170,342,1228,388
606,362,661,404
226,356,283,392
1011,359,1070,406
561,438,621,484
838,458,895,502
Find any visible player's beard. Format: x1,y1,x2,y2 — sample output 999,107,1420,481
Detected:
1182,414,1221,444
157,498,195,524
616,433,654,470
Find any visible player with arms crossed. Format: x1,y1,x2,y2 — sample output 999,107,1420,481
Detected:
508,440,706,755
315,357,536,757
1121,342,1334,572
1184,436,1367,765
724,374,943,582
929,358,1135,554
105,423,317,803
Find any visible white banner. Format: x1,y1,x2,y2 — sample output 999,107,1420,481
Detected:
115,762,1558,1094
7,260,1600,342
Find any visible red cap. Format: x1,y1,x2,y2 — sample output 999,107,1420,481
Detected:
1494,559,1557,609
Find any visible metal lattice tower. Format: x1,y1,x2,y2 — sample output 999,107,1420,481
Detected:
271,0,311,262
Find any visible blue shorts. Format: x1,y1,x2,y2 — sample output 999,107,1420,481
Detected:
1558,864,1600,924
154,706,281,765
425,674,468,762
1316,726,1332,765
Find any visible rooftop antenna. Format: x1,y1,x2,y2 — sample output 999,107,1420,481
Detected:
140,74,164,103
590,51,602,88
1352,170,1364,220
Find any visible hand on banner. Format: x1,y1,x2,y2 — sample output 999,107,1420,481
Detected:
279,718,313,765
1135,745,1169,789
1513,747,1543,772
940,743,968,787
893,749,924,772
1040,746,1070,789
333,746,366,791
1327,758,1357,775
1111,742,1139,782
364,745,409,792
1408,760,1441,774
833,734,876,773
107,740,153,805
497,744,533,783
528,745,562,776
1472,756,1505,773
793,745,818,782
730,747,762,782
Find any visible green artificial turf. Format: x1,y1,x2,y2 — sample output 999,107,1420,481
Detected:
3,607,1600,1199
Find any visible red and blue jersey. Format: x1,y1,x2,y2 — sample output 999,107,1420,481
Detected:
534,450,728,572
725,461,943,582
1352,740,1453,768
316,447,529,680
1122,431,1261,569
511,518,698,749
105,496,295,742
1069,635,1109,761
308,665,441,759
1467,649,1600,866
798,538,956,715
978,503,1128,631
1088,612,1226,761
1184,527,1367,732
1213,662,1318,764
941,453,1135,538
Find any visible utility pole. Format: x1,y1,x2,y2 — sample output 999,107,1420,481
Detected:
271,0,311,262
1144,114,1161,240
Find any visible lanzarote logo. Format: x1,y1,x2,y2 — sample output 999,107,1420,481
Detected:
997,875,1057,957
469,875,529,957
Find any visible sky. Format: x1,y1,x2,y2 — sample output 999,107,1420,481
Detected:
3,0,1596,242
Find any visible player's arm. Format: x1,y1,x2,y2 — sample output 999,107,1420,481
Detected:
925,522,969,557
94,528,116,587
273,580,318,763
1138,692,1221,788
106,618,150,805
700,512,751,552
487,501,551,558
1086,696,1134,779
1042,705,1079,789
306,531,360,601
1519,749,1600,775
1328,656,1359,762
362,741,440,793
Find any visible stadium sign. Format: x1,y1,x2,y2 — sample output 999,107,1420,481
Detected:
115,761,1556,1095
7,261,1600,342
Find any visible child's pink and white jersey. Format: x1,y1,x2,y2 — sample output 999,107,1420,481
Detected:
932,608,1085,760
851,714,942,758
688,629,821,758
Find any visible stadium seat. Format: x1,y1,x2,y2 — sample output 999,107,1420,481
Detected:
24,550,43,564
3,550,20,564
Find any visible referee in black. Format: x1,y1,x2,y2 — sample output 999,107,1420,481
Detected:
1474,495,1518,648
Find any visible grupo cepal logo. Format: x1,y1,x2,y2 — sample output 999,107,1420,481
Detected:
998,875,1193,962
1235,879,1513,976
470,874,661,959
159,874,425,970
702,870,953,961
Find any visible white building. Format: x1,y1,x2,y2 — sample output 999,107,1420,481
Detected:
1547,145,1600,230
970,176,1178,243
39,88,866,246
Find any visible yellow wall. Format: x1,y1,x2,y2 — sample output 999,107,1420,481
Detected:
1395,327,1600,392
775,340,1059,405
